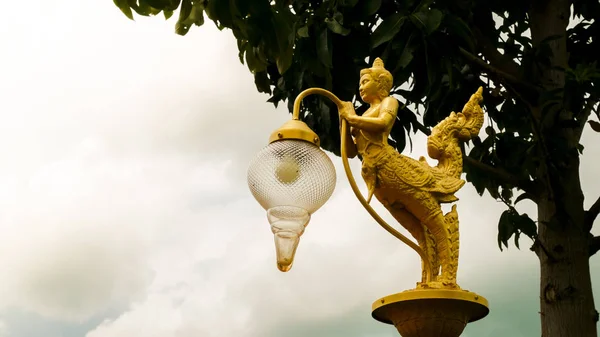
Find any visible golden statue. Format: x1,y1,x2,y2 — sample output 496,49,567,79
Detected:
250,57,489,337
339,58,484,288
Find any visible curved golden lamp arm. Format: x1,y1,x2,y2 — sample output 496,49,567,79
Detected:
293,88,433,283
292,88,344,119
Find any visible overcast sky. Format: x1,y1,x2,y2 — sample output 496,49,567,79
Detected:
0,1,598,337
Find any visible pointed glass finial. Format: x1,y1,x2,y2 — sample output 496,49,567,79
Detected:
268,206,310,271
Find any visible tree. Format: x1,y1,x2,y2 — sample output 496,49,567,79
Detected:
113,0,599,335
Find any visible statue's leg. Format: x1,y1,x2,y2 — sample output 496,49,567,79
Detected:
423,226,439,279
409,196,453,286
423,211,453,285
378,196,437,284
445,205,460,284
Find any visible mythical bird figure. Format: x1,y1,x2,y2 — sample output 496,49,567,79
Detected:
339,58,484,288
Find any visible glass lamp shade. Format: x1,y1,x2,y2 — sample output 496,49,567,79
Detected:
247,139,336,271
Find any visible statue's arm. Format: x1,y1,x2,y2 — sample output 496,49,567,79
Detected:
343,97,398,132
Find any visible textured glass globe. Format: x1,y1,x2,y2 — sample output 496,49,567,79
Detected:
247,139,336,271
248,139,336,214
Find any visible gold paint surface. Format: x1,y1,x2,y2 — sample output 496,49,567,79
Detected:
338,58,484,289
372,289,489,337
269,119,320,146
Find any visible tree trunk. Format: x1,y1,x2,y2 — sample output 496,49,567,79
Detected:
538,197,597,337
538,205,598,337
536,145,596,336
529,0,598,333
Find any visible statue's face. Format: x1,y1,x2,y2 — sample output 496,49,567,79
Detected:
359,74,380,103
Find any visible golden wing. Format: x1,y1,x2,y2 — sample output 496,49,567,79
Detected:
382,152,464,197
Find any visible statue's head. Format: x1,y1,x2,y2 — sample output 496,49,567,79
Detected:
359,58,393,103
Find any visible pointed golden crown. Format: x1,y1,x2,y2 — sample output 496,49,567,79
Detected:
372,57,385,69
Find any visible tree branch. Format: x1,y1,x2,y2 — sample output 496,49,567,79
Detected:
459,47,540,99
590,236,600,257
584,195,600,231
463,156,538,196
471,26,522,79
411,118,431,136
459,48,525,88
463,156,514,182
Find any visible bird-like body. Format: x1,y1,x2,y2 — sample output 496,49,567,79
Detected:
341,58,484,287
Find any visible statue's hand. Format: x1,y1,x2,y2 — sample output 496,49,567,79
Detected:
339,101,357,121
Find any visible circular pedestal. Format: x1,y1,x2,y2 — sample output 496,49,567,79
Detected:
372,289,489,337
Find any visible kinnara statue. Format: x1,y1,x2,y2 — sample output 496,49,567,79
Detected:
339,58,484,288
248,57,489,336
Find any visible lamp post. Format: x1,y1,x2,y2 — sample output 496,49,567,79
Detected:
247,58,489,337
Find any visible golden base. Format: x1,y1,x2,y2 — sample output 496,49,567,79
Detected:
372,289,489,337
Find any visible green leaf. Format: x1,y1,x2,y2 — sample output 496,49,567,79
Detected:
410,8,443,35
131,0,152,16
514,230,521,249
142,0,172,9
297,26,309,38
245,45,267,73
516,214,537,238
317,29,333,68
114,0,134,20
175,0,192,34
140,0,180,12
371,13,405,48
398,46,414,68
342,0,360,7
326,14,351,36
272,7,295,74
589,120,600,132
276,44,294,74
515,192,535,204
444,15,475,51
497,210,514,250
340,0,360,7
237,39,247,64
254,71,272,94
362,0,382,16
175,0,204,35
205,0,232,29
498,209,537,251
501,187,513,202
318,100,332,133
169,0,181,10
422,36,435,96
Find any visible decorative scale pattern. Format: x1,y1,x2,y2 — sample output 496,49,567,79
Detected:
247,139,336,215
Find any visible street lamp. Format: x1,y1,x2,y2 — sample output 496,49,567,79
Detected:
247,118,336,272
247,58,489,337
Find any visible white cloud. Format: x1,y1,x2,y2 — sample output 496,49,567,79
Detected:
0,321,7,337
0,0,289,322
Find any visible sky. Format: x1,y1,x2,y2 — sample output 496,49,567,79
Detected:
0,1,598,337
